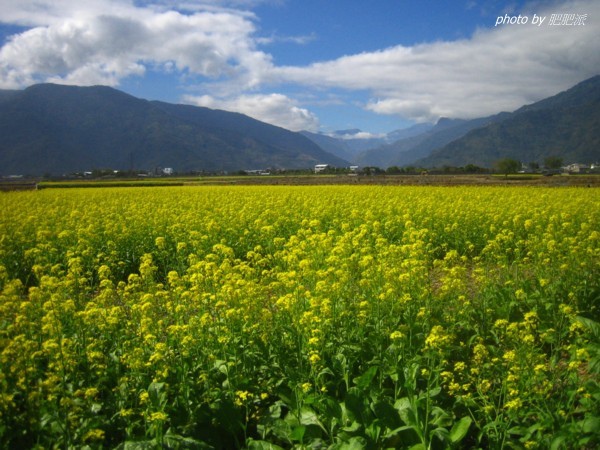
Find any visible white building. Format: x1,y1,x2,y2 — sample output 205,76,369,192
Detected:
564,163,588,173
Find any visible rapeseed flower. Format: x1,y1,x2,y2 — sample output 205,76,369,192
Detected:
0,185,597,448
425,325,452,351
83,429,105,442
148,411,168,422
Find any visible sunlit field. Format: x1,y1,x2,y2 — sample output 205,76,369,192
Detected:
1,186,598,449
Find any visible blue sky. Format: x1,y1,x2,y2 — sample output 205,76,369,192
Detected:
1,1,598,135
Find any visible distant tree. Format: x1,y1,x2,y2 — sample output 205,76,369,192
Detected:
386,166,402,174
495,158,521,177
361,166,384,175
464,164,487,173
544,156,563,170
528,161,540,172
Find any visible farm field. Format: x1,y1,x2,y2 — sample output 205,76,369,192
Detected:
0,185,599,449
2,172,600,192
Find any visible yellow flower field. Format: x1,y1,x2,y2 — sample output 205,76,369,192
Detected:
0,185,598,449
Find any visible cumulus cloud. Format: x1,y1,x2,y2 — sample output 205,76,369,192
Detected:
0,0,134,27
336,131,387,140
272,0,600,121
0,0,598,129
183,92,320,131
256,32,317,46
0,0,272,89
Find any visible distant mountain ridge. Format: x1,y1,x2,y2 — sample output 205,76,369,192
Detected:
302,76,600,169
416,75,600,168
301,123,434,162
2,76,598,175
0,84,347,176
299,131,357,162
353,116,510,168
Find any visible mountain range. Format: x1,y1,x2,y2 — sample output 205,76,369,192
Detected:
0,84,347,176
352,116,510,168
300,123,433,163
303,75,599,168
0,75,598,176
415,75,600,168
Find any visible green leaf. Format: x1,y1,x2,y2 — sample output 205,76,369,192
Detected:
582,416,600,434
372,399,401,430
449,416,472,443
122,441,157,450
507,425,527,436
418,386,441,400
366,420,382,441
408,444,426,450
317,396,342,422
331,436,368,450
550,435,567,450
429,406,452,428
394,397,411,414
404,363,420,390
270,418,293,443
318,366,334,377
431,426,450,442
290,425,306,442
395,397,418,428
353,365,378,391
384,424,415,433
300,406,322,427
246,439,286,450
213,360,228,373
341,421,361,433
90,402,102,413
268,401,283,419
576,316,600,339
148,381,165,394
345,389,371,425
163,432,214,449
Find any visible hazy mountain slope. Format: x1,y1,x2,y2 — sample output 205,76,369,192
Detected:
0,84,347,175
153,101,347,167
355,116,508,168
387,123,434,142
300,131,356,162
416,75,600,168
301,123,435,164
0,90,19,103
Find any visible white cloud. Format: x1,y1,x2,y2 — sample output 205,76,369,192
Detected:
183,93,320,131
0,0,310,129
256,32,317,46
272,0,600,121
331,131,387,140
0,0,598,128
0,0,272,88
0,0,134,27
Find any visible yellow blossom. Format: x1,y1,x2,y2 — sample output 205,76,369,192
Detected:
84,387,99,400
139,391,149,404
83,429,105,442
308,352,321,365
390,331,405,341
503,350,516,362
235,390,251,406
149,411,168,422
505,398,522,411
